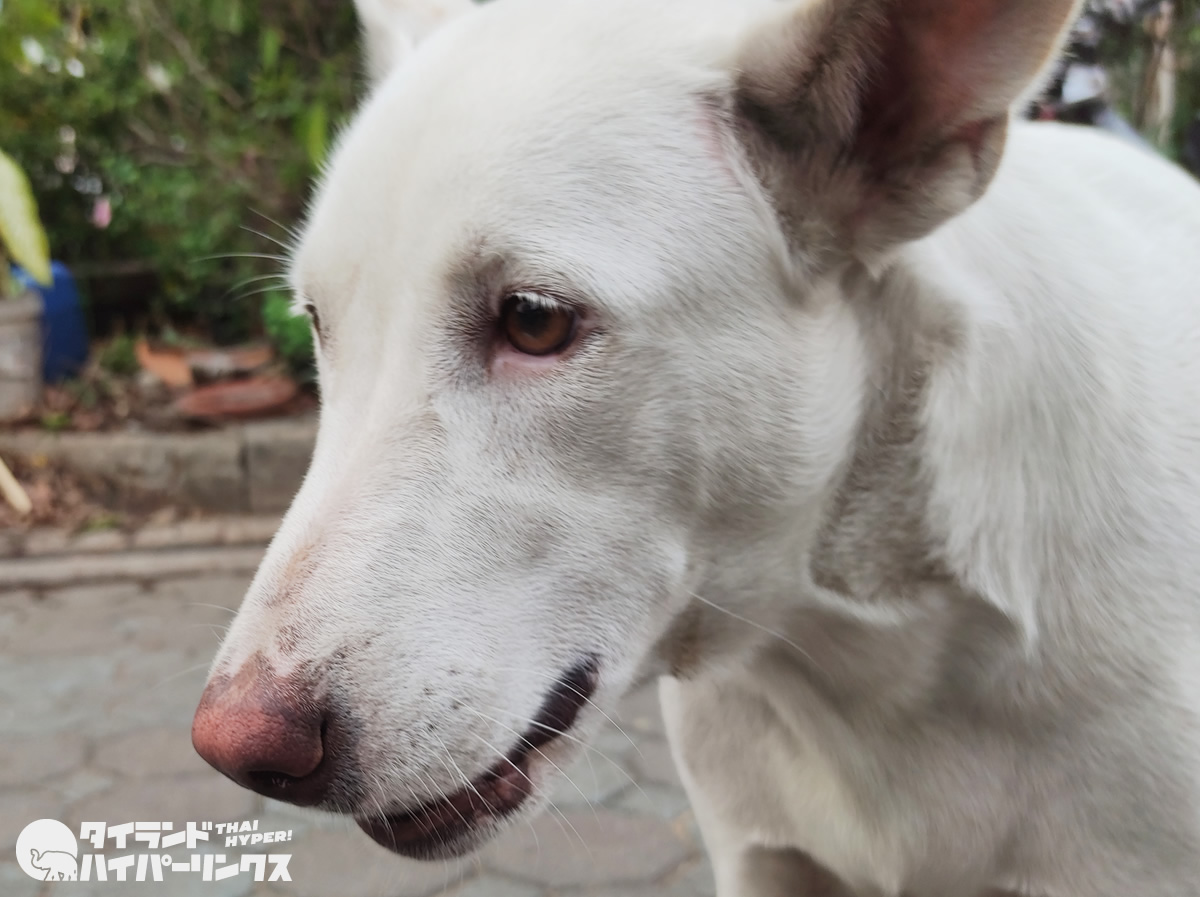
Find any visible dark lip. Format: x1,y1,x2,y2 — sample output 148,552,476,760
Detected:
357,657,599,859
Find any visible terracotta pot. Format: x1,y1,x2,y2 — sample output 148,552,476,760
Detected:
173,376,299,421
0,291,43,422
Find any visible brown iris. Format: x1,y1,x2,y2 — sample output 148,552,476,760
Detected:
501,293,577,356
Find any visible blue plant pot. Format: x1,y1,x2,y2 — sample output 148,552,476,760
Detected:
13,261,89,383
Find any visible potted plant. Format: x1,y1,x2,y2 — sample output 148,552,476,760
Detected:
0,148,52,422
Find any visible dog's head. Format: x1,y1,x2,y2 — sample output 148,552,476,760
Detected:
193,0,1080,859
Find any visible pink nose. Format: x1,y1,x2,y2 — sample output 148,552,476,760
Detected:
192,656,330,805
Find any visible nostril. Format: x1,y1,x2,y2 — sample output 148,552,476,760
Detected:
248,770,307,794
192,659,333,806
244,717,328,791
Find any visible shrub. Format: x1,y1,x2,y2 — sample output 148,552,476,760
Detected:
0,0,361,341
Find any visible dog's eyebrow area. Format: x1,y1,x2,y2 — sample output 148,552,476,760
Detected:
443,227,669,323
443,239,593,314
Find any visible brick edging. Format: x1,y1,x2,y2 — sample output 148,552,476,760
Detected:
0,515,282,562
0,415,316,514
0,544,268,590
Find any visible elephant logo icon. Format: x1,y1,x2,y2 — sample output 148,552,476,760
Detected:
30,848,79,881
15,819,79,882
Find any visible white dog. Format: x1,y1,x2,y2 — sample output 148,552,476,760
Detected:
192,0,1200,894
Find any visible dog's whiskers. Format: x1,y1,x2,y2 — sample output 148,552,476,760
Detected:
463,730,591,859
184,602,238,616
151,662,212,690
488,665,645,761
461,709,600,828
408,748,472,853
248,207,304,247
239,224,297,257
193,251,290,264
688,590,820,668
222,271,290,303
467,705,653,810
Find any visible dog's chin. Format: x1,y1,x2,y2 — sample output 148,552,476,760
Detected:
355,752,550,860
357,815,491,861
356,656,601,859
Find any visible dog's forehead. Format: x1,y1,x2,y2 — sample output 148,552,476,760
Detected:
292,0,763,311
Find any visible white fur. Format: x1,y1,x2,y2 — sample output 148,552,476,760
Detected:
202,0,1200,894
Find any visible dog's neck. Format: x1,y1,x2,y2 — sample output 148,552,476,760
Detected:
656,257,1022,709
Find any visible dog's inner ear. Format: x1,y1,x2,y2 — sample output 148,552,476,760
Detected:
734,0,1081,265
354,0,476,87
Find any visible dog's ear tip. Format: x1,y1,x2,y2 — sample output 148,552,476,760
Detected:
732,0,1082,257
355,0,477,88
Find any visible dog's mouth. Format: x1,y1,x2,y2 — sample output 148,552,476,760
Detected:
356,657,599,859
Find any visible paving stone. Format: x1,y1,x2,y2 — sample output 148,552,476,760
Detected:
95,655,212,736
628,740,682,789
0,860,42,897
562,856,716,897
0,601,31,653
259,800,354,834
60,860,256,897
548,753,634,809
51,581,147,607
95,726,212,779
56,768,117,805
0,653,120,735
0,788,64,851
0,586,157,658
65,772,258,834
611,783,692,821
438,875,541,897
614,686,664,738
0,731,87,788
587,726,639,765
282,827,475,897
153,573,249,604
483,809,692,889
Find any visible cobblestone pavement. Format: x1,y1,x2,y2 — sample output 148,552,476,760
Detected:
0,565,715,896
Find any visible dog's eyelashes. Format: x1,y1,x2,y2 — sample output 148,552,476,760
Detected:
500,293,577,357
304,303,322,344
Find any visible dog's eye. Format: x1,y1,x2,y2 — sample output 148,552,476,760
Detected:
500,293,577,356
304,303,321,343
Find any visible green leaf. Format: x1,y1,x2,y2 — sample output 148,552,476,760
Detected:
213,0,243,35
300,102,328,171
260,27,281,72
0,148,51,286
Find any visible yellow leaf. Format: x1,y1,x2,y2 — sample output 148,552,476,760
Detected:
0,149,52,287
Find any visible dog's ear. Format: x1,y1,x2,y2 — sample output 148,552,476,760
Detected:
355,0,476,86
734,0,1081,267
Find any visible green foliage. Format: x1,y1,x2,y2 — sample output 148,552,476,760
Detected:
98,333,138,375
0,0,361,338
39,410,71,431
260,290,313,373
